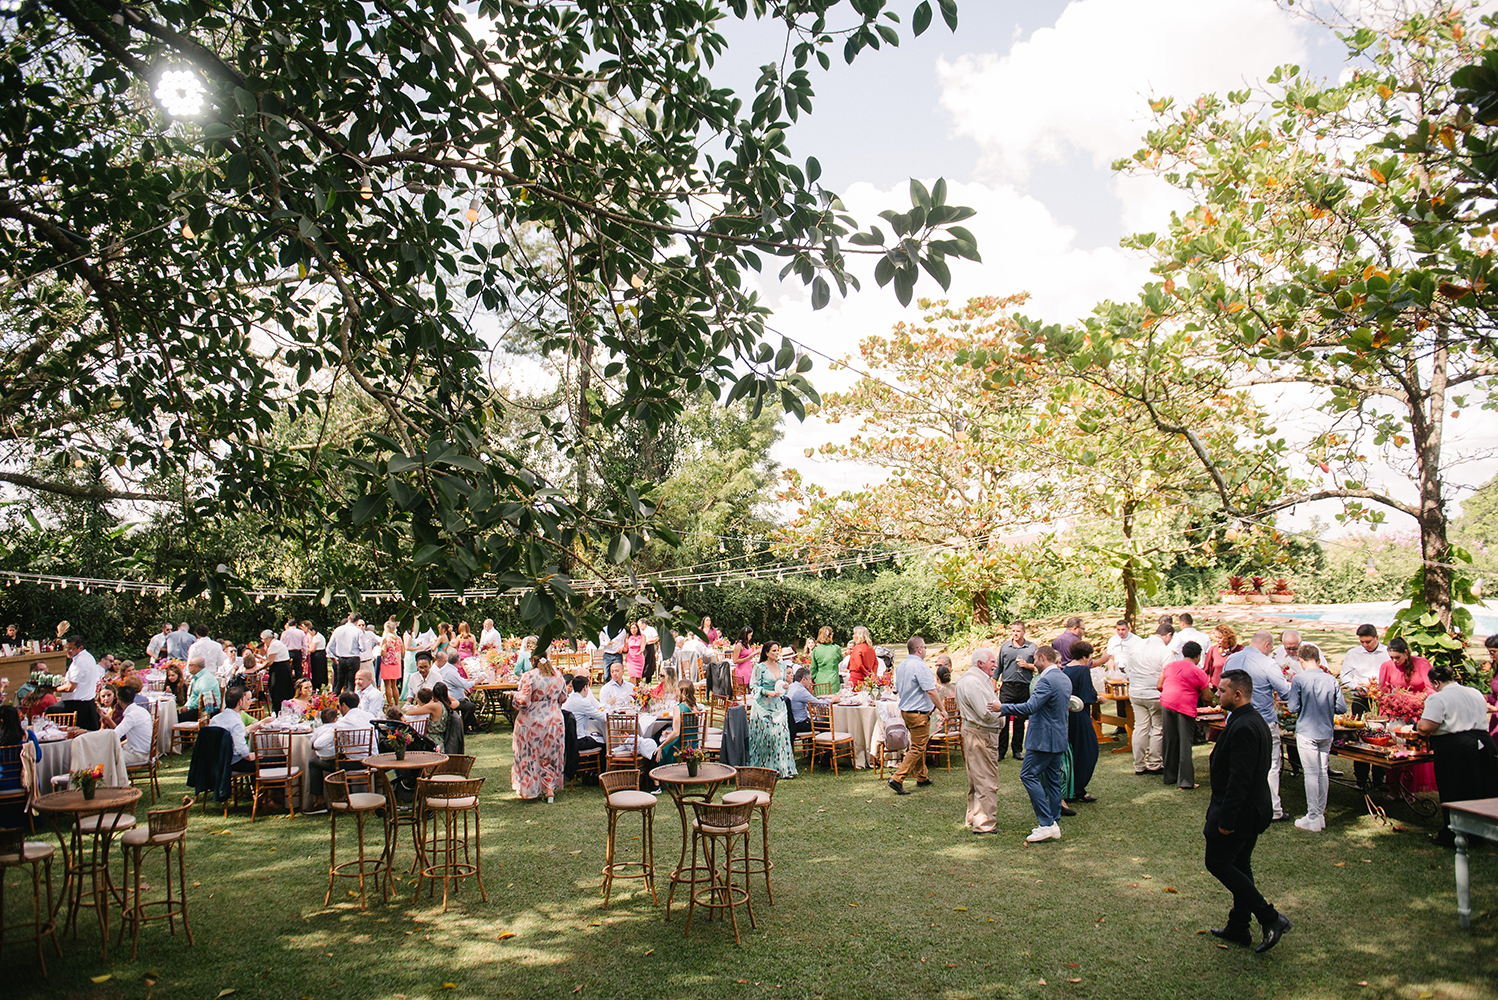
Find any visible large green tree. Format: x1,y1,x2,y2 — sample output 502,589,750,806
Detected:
0,0,979,640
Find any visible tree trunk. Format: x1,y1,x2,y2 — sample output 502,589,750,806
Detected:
1121,499,1139,630
1413,325,1452,627
971,590,991,626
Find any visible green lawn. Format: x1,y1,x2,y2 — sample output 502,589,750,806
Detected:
10,723,1497,1000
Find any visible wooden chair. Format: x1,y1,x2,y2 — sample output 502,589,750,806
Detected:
433,754,475,778
812,680,838,697
249,730,302,821
683,798,756,944
589,650,607,684
414,775,486,912
244,704,270,721
723,766,778,903
925,697,962,771
117,795,194,960
404,716,429,736
125,713,163,803
732,682,750,705
702,697,729,761
606,713,642,771
0,743,30,825
334,728,376,793
323,771,388,911
600,769,656,908
808,702,855,775
43,711,75,729
0,826,60,975
571,740,603,790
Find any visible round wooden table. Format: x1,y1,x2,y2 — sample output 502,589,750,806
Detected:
650,762,736,919
362,751,449,891
32,785,142,959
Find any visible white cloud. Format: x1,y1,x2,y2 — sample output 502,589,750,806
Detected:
936,0,1308,182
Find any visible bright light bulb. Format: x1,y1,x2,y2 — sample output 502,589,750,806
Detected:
465,195,481,223
0,0,24,14
360,175,373,200
155,68,205,116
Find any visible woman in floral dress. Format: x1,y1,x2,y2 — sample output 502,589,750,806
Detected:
748,642,798,778
380,623,404,704
511,654,567,802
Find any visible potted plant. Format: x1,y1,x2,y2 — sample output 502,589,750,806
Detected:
1268,578,1295,603
389,727,413,761
678,745,705,778
1246,576,1270,604
1220,576,1248,604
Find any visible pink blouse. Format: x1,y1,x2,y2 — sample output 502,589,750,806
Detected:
1378,656,1432,694
1160,659,1212,717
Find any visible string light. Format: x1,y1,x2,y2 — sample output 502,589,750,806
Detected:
155,68,206,117
360,174,373,200
465,195,481,223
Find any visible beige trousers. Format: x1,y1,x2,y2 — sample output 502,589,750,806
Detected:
893,711,931,784
962,726,1002,832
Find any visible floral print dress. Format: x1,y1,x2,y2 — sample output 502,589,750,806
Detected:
748,660,798,778
511,670,566,798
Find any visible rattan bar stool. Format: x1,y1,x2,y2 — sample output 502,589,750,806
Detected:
722,765,779,903
683,798,756,945
599,769,656,908
0,827,60,975
323,771,388,910
413,776,485,912
116,795,194,960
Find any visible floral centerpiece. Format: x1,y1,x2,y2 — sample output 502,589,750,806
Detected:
71,763,104,800
1377,687,1428,724
302,691,339,721
678,744,705,777
28,669,66,691
485,646,517,678
388,727,414,761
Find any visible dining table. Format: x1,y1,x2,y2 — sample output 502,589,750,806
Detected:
1444,797,1498,929
31,785,142,960
472,681,519,730
649,762,737,920
362,750,449,893
830,701,889,768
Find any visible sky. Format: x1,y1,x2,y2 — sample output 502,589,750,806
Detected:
692,0,1498,538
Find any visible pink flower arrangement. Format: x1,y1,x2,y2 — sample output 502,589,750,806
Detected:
302,691,339,720
1377,687,1428,723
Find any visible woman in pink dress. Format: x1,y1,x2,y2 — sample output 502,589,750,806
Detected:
1377,637,1432,695
624,621,646,679
379,624,404,705
732,626,757,687
511,655,566,802
453,622,477,660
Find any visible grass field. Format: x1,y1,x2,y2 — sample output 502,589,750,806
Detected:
10,709,1496,1000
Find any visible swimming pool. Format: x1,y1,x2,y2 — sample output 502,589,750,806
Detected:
1262,601,1498,637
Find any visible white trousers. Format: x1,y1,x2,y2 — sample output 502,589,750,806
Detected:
1296,733,1332,822
1268,723,1284,817
1130,697,1164,772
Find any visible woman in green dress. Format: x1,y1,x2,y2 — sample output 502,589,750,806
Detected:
810,626,843,692
748,642,798,778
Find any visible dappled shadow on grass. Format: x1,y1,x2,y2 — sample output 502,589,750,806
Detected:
9,731,1498,1000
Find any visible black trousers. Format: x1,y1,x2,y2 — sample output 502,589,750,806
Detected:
67,700,101,731
268,662,294,712
998,682,1029,757
789,716,812,738
289,649,304,680
642,644,657,683
1205,829,1279,932
334,656,360,694
309,650,328,689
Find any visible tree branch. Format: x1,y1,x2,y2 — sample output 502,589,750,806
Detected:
0,471,170,502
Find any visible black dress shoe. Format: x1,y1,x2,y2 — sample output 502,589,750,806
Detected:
1210,927,1252,946
1256,914,1292,953
916,779,934,787
1059,805,1077,817
888,779,908,795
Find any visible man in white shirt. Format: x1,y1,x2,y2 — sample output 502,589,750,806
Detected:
599,626,626,670
187,626,225,679
358,622,379,677
116,680,154,765
641,621,661,682
1104,619,1146,675
563,675,607,751
281,619,307,682
1170,613,1210,658
304,620,328,690
354,669,384,718
56,634,104,730
166,622,193,661
439,653,479,732
147,623,172,661
328,615,364,694
210,686,265,772
1272,629,1327,679
261,628,293,712
403,652,442,702
480,619,501,651
306,691,377,812
599,660,634,714
1338,625,1387,704
1129,623,1174,775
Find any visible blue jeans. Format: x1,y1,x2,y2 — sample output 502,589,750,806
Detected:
1019,747,1065,827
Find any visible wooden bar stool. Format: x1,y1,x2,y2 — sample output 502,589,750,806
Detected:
0,827,61,975
599,769,656,908
117,795,194,960
683,798,756,945
722,765,778,903
414,776,485,912
324,771,388,910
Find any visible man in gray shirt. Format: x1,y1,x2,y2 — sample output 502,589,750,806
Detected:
997,622,1039,761
1286,643,1346,833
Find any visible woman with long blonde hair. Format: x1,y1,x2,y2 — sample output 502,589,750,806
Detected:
379,622,404,704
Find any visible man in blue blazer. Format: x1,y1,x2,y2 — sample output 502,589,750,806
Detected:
1205,669,1292,953
995,645,1072,843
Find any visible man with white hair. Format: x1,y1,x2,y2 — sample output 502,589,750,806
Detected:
480,618,501,651
956,648,1004,834
354,668,384,717
1272,629,1327,679
1226,630,1292,822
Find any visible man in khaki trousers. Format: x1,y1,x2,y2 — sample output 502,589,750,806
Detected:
956,648,1004,833
888,636,938,795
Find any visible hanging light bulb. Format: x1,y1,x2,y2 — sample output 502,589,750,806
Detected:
180,218,195,240
360,174,373,200
1365,555,1379,579
155,67,206,116
465,195,481,223
111,5,124,25
718,540,726,554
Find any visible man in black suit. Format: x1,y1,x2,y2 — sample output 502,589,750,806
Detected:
1205,668,1292,953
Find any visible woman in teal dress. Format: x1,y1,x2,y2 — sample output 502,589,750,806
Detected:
810,626,843,692
748,642,798,778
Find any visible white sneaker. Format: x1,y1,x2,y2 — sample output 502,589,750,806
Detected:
1026,824,1061,843
1293,816,1324,832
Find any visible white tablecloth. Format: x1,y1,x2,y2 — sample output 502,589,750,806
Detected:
36,739,73,793
257,727,314,805
146,693,179,755
831,703,886,768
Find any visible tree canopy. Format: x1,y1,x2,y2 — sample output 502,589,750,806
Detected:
0,0,978,640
